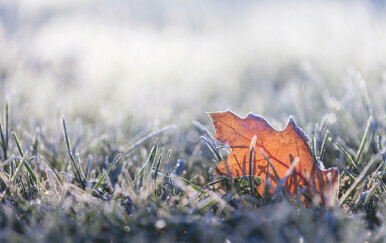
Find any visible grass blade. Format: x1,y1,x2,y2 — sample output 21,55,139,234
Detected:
149,144,158,170
200,136,223,162
339,150,383,205
0,102,9,161
273,158,299,200
355,116,373,163
134,145,157,184
91,153,122,194
0,122,6,159
11,156,35,182
335,158,356,180
85,155,92,180
249,135,257,195
154,155,162,182
376,135,386,175
12,132,24,157
12,132,38,185
311,136,317,162
62,118,86,188
261,149,281,182
23,159,37,185
123,125,176,155
333,141,358,173
319,130,329,162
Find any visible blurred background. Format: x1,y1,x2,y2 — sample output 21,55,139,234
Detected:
0,0,385,129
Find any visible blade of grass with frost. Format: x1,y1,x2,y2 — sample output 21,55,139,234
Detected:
249,135,257,196
263,161,271,205
133,145,157,184
46,169,60,194
3,155,16,180
335,158,356,180
340,150,384,205
0,155,15,169
166,149,174,191
333,141,358,173
154,168,204,194
356,116,373,164
0,169,9,188
319,130,329,162
311,136,318,161
120,169,138,197
85,155,92,180
32,130,39,159
179,176,205,194
200,136,222,162
273,158,300,200
261,149,281,182
376,135,386,175
148,144,158,175
299,186,313,205
192,120,214,141
154,155,162,182
76,153,86,184
12,132,37,185
0,122,5,158
91,153,122,194
123,125,176,156
363,181,381,206
11,156,35,182
202,179,224,190
360,79,374,117
1,103,9,161
62,118,86,188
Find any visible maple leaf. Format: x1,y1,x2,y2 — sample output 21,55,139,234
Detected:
209,111,339,206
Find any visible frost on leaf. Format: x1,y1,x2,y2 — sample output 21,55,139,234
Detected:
209,111,339,206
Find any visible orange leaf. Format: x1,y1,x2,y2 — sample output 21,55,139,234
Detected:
209,111,339,206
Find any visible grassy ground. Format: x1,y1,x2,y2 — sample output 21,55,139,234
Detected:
1,1,386,242
0,74,385,242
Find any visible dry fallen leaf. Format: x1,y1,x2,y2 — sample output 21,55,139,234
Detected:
209,111,339,206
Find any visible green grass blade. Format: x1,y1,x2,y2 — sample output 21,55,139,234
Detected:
261,149,281,182
200,136,222,162
4,102,8,160
62,118,86,188
154,155,162,182
355,116,372,163
0,122,6,159
333,141,358,173
134,145,157,184
319,130,329,162
149,144,158,171
23,159,37,185
376,135,386,175
11,156,35,183
12,132,38,185
91,153,122,194
249,135,257,196
12,132,24,157
76,153,87,184
335,159,356,180
179,177,204,193
33,131,39,157
339,150,383,205
311,136,317,161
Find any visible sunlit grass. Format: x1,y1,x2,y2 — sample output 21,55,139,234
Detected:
0,73,384,241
